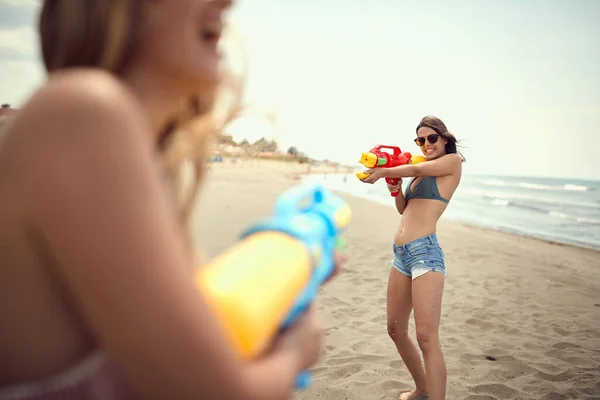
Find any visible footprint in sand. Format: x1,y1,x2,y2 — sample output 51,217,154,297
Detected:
322,361,363,379
540,394,568,400
350,276,363,285
534,370,574,382
471,382,519,398
370,314,386,324
551,341,581,350
552,326,570,336
465,317,494,331
363,277,380,284
389,359,408,370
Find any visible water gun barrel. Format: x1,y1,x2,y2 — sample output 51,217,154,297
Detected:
356,147,428,197
195,231,312,358
358,150,393,169
195,182,351,389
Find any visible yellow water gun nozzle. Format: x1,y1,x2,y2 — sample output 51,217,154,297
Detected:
355,171,370,180
358,152,378,168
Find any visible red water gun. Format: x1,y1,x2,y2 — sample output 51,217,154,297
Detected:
356,145,424,197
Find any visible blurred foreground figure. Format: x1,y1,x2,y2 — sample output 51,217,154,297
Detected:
0,1,338,399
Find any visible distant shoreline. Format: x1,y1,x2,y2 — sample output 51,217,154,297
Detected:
333,186,600,254
301,172,600,253
207,157,600,252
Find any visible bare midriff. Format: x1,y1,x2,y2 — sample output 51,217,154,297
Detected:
394,174,460,245
394,198,448,245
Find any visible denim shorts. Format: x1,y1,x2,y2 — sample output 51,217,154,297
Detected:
392,233,446,279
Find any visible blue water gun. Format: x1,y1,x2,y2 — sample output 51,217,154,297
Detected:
241,182,351,388
196,181,351,389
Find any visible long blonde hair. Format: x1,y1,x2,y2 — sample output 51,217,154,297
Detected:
39,0,247,253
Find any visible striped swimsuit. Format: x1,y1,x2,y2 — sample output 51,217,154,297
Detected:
0,351,135,400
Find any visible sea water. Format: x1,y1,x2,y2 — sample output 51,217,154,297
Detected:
302,173,600,251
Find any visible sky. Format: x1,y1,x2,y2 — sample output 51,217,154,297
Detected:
1,0,599,181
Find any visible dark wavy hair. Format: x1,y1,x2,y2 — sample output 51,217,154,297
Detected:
416,115,465,161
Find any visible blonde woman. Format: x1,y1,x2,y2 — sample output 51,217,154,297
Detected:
0,1,342,399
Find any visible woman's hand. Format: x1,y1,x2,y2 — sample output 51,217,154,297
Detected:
247,249,345,395
359,168,384,184
268,305,325,371
268,249,347,371
386,179,402,194
323,250,346,284
263,247,346,373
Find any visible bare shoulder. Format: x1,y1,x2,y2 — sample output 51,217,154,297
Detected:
444,153,464,164
8,68,154,175
6,69,160,215
30,68,141,116
444,153,464,171
11,69,148,150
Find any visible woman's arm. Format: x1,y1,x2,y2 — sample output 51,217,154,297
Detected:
17,74,305,400
384,182,406,214
394,193,407,214
366,153,463,180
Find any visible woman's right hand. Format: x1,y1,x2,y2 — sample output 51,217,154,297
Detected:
268,305,325,371
386,179,402,194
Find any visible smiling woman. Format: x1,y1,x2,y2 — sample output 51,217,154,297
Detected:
360,115,464,400
0,1,338,400
413,116,465,162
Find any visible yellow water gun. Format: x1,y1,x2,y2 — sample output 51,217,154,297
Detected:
195,182,351,389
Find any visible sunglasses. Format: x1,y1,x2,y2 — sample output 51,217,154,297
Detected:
414,133,441,146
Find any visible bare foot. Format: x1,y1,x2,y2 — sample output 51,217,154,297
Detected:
399,389,428,400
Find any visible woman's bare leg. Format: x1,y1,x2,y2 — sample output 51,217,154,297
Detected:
387,268,428,399
412,271,446,400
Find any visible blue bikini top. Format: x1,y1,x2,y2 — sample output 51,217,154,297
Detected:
404,176,449,204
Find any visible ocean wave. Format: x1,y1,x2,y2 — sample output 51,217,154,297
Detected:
479,179,593,192
491,198,510,207
303,173,600,250
485,198,600,225
464,188,599,209
563,184,589,191
547,211,600,225
481,179,507,187
517,182,555,190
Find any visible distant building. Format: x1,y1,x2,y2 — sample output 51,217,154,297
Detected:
0,104,18,126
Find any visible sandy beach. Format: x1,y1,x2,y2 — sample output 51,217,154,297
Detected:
194,159,600,400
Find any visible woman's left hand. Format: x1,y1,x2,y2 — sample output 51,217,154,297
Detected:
324,251,347,284
360,168,383,184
